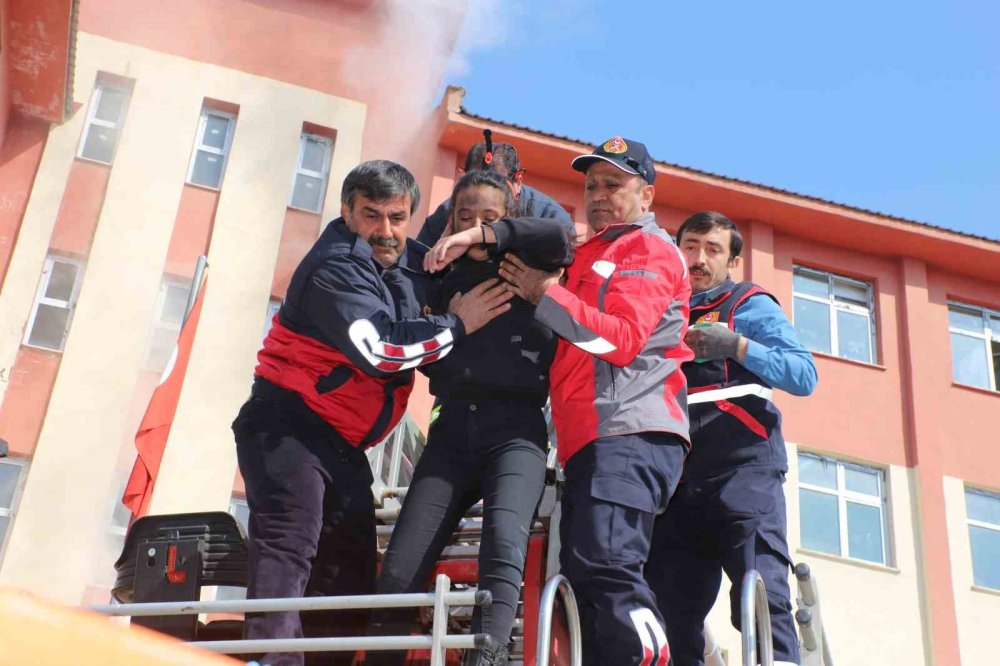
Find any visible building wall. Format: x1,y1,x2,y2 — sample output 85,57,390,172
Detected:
0,30,365,604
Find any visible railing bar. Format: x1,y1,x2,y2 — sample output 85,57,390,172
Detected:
740,570,774,666
535,574,582,666
195,634,480,654
431,574,450,666
91,590,483,616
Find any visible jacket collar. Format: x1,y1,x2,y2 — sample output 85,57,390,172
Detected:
691,277,736,307
328,217,416,271
593,211,657,242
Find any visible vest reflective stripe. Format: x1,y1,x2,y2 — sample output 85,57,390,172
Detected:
687,383,773,404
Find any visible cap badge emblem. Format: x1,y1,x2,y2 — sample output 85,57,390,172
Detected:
603,137,628,154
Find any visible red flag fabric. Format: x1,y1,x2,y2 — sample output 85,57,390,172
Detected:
122,273,208,519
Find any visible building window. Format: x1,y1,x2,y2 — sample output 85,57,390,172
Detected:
0,458,29,564
24,255,84,351
798,452,889,565
967,488,1000,589
78,83,131,164
289,133,333,213
262,298,281,340
215,498,250,601
187,109,236,189
793,266,877,364
948,302,1000,391
146,280,190,371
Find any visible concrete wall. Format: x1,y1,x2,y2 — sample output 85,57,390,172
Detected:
0,31,365,604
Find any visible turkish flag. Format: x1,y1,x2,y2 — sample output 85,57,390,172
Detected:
122,272,208,519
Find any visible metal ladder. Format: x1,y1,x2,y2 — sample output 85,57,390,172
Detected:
724,564,835,666
793,563,834,666
92,573,490,665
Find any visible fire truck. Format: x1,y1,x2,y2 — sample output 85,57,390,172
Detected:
0,414,836,666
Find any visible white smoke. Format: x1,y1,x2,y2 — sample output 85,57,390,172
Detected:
447,0,528,78
341,0,531,159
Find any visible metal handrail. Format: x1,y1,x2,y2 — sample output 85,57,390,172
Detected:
91,574,490,666
91,589,488,617
535,574,582,666
192,634,485,655
740,569,774,666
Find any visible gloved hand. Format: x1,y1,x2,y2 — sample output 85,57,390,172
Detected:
684,323,744,361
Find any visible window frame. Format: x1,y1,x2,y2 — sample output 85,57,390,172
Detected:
23,255,84,352
798,451,891,565
966,486,1000,590
947,301,1000,392
262,298,282,340
792,266,878,364
77,82,131,164
288,133,334,213
0,458,30,565
186,108,237,189
145,279,191,371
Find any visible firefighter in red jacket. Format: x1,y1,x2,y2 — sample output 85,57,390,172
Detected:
501,138,693,666
232,160,511,666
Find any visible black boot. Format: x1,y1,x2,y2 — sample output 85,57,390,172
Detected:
462,634,509,666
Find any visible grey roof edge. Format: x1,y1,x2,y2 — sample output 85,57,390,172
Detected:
458,107,999,246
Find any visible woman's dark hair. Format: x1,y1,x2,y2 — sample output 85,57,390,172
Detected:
463,142,522,177
449,169,522,218
341,160,421,214
676,211,743,259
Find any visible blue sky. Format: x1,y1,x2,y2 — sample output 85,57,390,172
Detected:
451,1,999,240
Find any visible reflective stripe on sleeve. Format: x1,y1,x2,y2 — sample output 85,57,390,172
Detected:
686,383,773,404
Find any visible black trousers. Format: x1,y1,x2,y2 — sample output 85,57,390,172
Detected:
233,396,377,666
649,465,800,666
368,400,548,664
560,432,688,666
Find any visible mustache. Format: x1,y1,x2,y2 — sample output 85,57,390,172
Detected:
689,265,710,275
369,235,400,248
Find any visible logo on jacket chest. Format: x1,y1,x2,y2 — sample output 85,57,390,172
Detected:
695,311,720,325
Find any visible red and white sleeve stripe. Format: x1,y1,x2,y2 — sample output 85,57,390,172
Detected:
347,319,455,373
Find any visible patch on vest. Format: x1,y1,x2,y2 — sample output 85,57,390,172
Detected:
695,311,720,324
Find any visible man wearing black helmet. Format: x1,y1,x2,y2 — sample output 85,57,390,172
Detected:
416,131,575,247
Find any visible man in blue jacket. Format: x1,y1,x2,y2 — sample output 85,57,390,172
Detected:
648,211,817,666
416,139,574,247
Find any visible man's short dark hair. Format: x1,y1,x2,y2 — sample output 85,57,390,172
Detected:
463,142,522,178
449,170,522,219
341,160,421,214
677,211,743,259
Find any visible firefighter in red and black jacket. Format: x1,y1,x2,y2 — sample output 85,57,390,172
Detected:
501,138,692,666
231,160,511,666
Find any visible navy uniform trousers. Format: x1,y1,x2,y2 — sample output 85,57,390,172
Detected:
368,399,548,665
234,394,377,666
560,432,688,666
647,464,800,666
